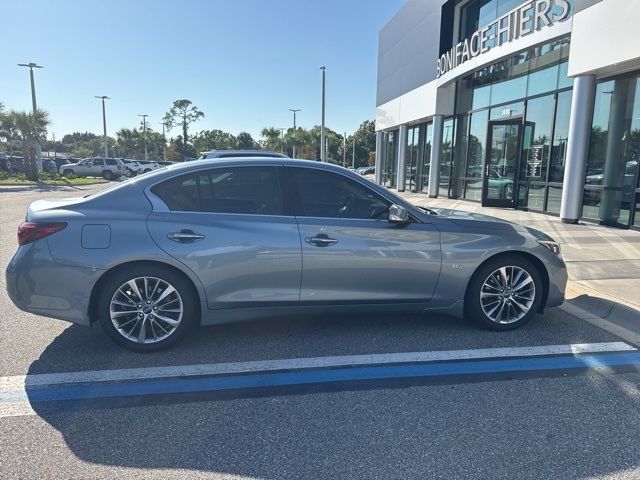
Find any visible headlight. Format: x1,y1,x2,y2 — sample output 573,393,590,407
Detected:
538,240,561,256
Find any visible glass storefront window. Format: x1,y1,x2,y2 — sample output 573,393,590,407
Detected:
549,90,572,183
419,123,433,192
584,75,640,226
380,130,398,188
526,42,560,97
490,101,524,120
489,56,528,105
405,126,421,192
463,110,489,201
547,185,563,214
521,94,554,182
440,118,456,198
527,184,546,211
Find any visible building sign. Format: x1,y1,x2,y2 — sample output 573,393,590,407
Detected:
527,145,544,178
436,0,571,78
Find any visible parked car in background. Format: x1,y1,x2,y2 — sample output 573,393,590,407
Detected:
197,150,288,160
44,158,71,174
358,166,375,175
6,158,567,351
156,161,174,167
121,159,143,177
60,157,125,180
137,160,161,173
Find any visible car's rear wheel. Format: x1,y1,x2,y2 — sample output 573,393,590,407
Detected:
466,255,543,331
102,170,113,180
97,265,197,351
62,169,74,177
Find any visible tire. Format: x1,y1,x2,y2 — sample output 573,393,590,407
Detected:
62,169,74,177
97,265,198,352
102,170,113,180
465,254,544,331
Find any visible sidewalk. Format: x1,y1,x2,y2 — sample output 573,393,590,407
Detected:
398,192,640,310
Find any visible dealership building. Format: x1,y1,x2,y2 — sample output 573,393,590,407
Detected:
374,0,640,230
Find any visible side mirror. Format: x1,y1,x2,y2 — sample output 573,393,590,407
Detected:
388,204,409,224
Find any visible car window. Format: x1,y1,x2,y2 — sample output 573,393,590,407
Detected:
151,167,284,215
289,168,389,219
106,159,116,166
93,159,104,167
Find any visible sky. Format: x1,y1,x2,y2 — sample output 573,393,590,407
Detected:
0,0,405,142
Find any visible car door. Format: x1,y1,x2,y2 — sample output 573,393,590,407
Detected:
74,159,91,176
90,158,105,176
286,166,441,303
146,165,302,309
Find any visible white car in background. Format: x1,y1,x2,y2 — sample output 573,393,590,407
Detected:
137,160,161,173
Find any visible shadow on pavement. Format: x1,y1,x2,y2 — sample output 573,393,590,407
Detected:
22,307,640,478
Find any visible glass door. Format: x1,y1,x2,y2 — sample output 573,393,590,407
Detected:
483,120,522,207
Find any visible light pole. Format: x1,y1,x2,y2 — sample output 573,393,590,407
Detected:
288,109,300,158
138,114,148,161
343,132,347,167
159,122,168,162
352,137,356,169
279,128,286,153
18,62,43,171
320,66,326,162
95,96,110,160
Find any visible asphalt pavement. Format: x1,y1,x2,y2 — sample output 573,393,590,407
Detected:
2,184,640,479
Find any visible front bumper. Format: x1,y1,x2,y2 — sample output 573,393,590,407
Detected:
544,254,568,309
6,241,103,326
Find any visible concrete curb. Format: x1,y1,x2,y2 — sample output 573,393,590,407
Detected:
561,281,640,347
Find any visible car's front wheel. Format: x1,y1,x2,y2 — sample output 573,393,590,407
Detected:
97,265,197,351
62,169,74,177
466,255,543,331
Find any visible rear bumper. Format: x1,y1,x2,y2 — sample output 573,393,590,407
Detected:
5,241,103,326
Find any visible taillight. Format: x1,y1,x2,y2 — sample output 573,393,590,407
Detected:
18,222,67,246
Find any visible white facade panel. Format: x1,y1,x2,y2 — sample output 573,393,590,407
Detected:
376,80,438,131
568,0,640,78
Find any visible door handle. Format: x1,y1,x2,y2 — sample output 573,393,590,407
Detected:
167,229,205,243
305,234,338,247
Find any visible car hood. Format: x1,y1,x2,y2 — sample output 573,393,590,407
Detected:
428,207,513,224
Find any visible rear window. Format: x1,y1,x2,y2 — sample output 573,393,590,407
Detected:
151,167,284,215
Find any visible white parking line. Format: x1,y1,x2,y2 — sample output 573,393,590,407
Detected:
1,342,634,395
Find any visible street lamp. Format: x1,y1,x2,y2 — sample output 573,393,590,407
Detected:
18,62,43,171
320,66,326,162
278,128,286,154
343,132,347,167
288,109,300,158
95,96,110,160
138,114,149,161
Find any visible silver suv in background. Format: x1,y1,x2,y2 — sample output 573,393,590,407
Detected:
60,157,125,180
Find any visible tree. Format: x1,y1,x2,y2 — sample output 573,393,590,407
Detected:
3,109,49,180
236,132,258,150
261,127,282,152
163,99,204,150
192,129,236,154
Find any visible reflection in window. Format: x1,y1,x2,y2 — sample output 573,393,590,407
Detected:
439,119,456,198
549,90,572,183
420,123,433,192
521,94,554,182
584,75,640,226
381,130,398,188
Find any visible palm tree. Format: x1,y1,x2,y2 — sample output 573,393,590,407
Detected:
3,109,49,181
261,127,282,152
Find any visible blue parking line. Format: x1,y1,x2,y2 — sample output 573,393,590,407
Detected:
20,351,640,404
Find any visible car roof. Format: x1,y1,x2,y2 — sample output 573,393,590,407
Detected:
199,150,287,158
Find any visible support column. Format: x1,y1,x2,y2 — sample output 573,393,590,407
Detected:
396,124,408,192
428,115,444,198
560,75,597,224
374,131,383,185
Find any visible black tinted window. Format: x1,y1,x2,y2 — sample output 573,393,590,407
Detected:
290,168,389,219
106,159,117,166
152,167,283,215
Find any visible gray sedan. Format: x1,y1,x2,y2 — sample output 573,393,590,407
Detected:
6,159,567,351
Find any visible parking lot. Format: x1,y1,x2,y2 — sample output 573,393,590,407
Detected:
2,184,640,479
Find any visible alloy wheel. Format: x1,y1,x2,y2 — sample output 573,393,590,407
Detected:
479,266,535,324
109,276,183,344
